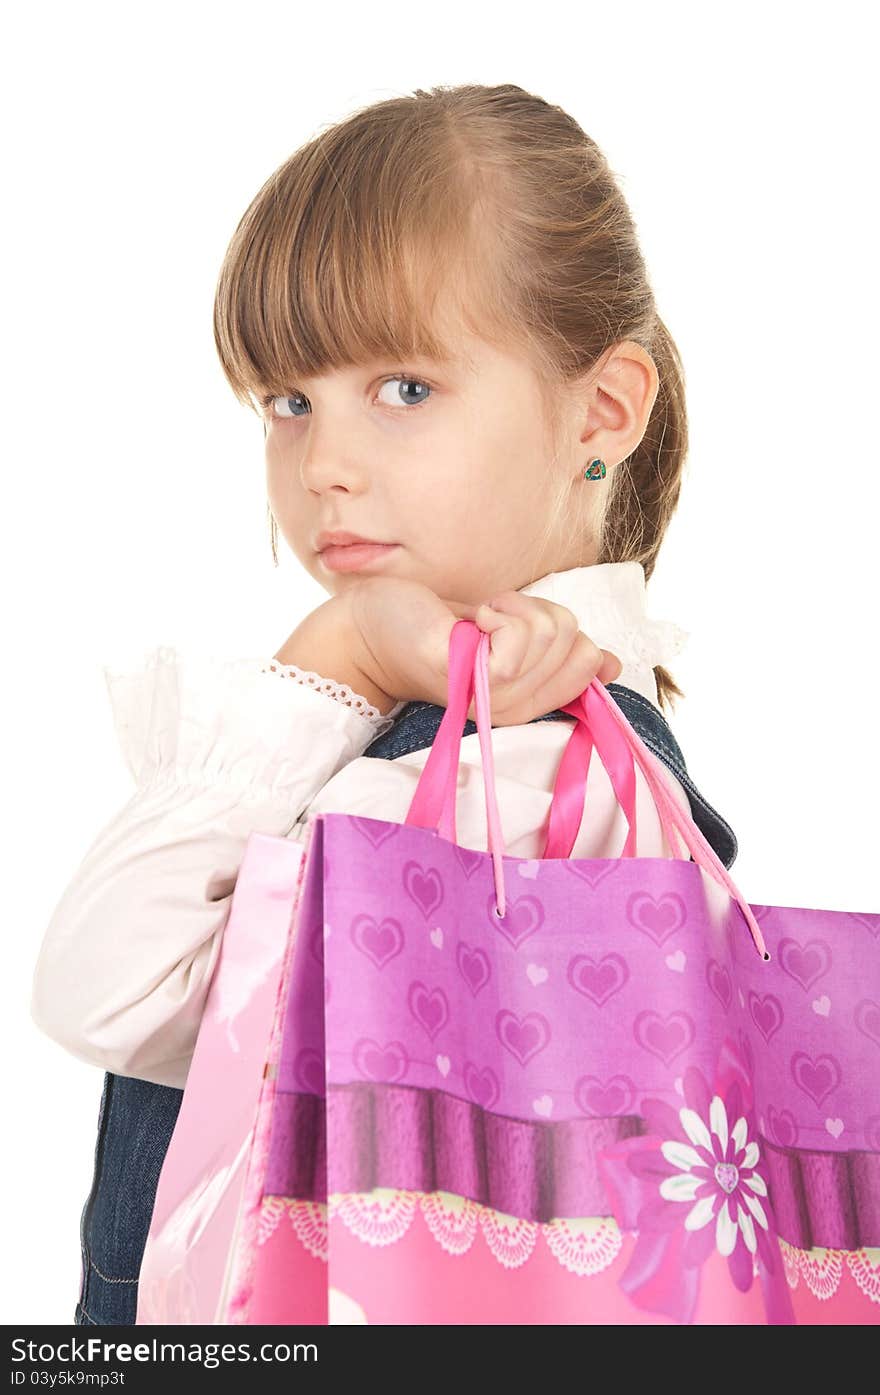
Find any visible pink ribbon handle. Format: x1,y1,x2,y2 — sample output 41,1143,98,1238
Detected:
404,623,509,915
404,618,482,845
405,619,769,961
567,682,770,959
542,680,685,861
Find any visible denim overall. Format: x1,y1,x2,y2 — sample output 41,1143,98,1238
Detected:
74,685,738,1325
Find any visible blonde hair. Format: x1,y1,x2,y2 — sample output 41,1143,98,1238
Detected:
213,82,688,713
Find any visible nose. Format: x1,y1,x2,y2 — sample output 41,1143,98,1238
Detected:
295,417,374,496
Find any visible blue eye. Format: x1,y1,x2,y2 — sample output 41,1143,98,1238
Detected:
261,373,433,421
376,376,432,408
264,392,308,419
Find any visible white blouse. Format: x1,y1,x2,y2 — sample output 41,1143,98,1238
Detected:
30,561,693,1090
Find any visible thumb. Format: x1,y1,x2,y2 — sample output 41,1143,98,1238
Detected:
439,597,481,620
473,601,509,634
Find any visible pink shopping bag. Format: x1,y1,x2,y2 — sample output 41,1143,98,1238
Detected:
137,619,880,1325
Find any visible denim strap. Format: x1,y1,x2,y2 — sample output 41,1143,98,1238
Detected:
365,682,738,870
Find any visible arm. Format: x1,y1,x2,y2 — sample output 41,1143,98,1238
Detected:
29,637,396,1089
272,594,399,717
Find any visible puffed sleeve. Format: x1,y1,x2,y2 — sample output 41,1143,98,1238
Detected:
29,645,405,1089
608,617,691,703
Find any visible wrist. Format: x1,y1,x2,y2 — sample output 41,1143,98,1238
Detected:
273,600,397,716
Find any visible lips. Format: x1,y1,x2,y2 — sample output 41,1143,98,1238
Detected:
318,542,401,573
315,529,390,553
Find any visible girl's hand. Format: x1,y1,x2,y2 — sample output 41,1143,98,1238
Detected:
345,578,622,726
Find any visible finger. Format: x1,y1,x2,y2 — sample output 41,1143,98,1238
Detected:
479,592,579,707
598,649,623,684
444,596,554,697
421,598,525,716
476,591,561,680
525,630,609,717
473,602,533,685
461,602,531,722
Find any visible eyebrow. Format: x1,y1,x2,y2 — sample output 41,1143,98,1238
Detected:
393,349,475,376
373,350,464,369
279,354,467,388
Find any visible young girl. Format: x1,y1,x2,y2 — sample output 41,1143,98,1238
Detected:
31,82,742,1325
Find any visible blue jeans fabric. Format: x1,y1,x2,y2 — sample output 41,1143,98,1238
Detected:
74,1073,183,1326
74,683,737,1324
371,685,738,872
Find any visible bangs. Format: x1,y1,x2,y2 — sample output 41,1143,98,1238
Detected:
213,126,518,413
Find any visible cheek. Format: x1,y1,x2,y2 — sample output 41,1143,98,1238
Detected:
265,437,281,485
265,447,303,514
473,414,545,497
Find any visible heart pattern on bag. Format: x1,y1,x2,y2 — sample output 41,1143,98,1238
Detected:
350,914,404,970
632,1010,696,1065
777,937,832,991
496,1009,552,1065
402,861,444,919
626,891,687,945
456,942,491,997
279,818,879,1154
567,953,629,1006
486,890,545,948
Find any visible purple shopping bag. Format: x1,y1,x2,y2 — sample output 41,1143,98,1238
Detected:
139,619,880,1324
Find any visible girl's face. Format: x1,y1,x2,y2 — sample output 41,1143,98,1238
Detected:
264,324,654,606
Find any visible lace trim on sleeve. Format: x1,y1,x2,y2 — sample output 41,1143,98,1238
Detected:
101,644,407,797
259,658,407,728
609,619,691,670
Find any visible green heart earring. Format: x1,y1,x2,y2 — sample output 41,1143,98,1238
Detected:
583,458,607,481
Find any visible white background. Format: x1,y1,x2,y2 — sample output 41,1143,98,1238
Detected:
3,2,877,1325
